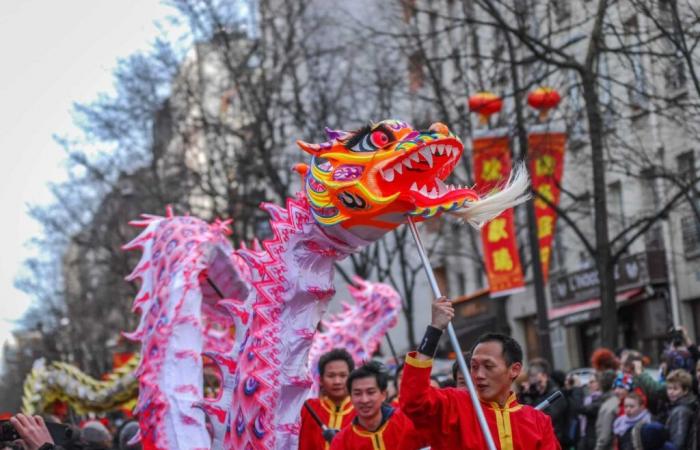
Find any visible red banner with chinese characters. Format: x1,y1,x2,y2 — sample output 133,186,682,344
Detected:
528,127,566,282
472,131,525,297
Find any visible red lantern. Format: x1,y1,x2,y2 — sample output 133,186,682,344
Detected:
527,87,561,121
468,92,503,125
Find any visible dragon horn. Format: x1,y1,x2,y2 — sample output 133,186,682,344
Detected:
324,127,352,141
296,140,326,155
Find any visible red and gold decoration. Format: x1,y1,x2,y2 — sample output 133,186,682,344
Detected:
527,87,566,281
468,91,503,125
527,87,561,121
472,132,525,296
528,131,566,281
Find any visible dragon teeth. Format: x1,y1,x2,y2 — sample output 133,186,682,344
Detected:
419,147,434,168
419,185,429,196
409,152,420,163
428,187,438,198
410,182,419,191
436,144,445,156
403,158,413,169
394,162,403,175
382,167,395,182
435,178,449,196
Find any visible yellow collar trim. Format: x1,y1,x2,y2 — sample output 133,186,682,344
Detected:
320,396,354,429
489,392,521,450
352,420,389,450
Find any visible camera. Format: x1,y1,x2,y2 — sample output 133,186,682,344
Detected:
0,420,20,442
0,419,76,445
667,327,685,347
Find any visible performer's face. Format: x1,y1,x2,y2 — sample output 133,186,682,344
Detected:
321,360,351,401
470,341,522,404
350,376,387,420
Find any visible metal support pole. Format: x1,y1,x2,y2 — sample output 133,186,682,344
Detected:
406,217,498,450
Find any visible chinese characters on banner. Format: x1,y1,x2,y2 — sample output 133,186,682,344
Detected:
472,132,525,297
528,128,567,282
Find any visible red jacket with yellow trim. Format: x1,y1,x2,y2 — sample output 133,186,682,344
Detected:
329,404,426,450
299,396,355,450
399,352,561,450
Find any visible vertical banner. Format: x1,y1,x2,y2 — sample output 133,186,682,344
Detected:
527,126,567,282
472,130,525,297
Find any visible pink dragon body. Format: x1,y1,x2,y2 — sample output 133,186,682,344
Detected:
124,120,528,449
124,196,370,449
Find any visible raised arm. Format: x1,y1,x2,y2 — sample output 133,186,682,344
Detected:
400,297,459,430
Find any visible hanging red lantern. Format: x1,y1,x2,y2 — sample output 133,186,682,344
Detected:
527,87,561,121
468,92,503,125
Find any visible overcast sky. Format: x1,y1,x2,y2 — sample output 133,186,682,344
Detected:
0,1,173,352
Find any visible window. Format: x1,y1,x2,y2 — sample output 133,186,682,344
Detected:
623,15,648,110
608,180,626,230
644,225,664,251
553,0,571,21
640,167,660,211
665,55,687,94
514,0,528,17
550,223,566,272
681,215,700,257
677,151,700,258
676,151,696,183
474,263,485,290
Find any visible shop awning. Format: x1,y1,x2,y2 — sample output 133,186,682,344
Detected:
548,287,644,321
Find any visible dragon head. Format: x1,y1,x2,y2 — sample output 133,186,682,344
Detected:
296,120,479,240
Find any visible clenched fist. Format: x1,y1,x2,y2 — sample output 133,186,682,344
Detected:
430,296,455,330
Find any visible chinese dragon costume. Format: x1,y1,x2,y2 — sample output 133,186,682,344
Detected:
53,120,528,449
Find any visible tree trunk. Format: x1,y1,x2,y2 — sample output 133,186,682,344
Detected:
505,31,554,364
580,72,617,349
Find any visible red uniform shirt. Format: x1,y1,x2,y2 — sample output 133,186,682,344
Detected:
299,396,355,450
330,404,426,450
400,352,561,450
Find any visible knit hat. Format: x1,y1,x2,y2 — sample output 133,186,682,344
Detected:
639,421,671,450
613,372,634,391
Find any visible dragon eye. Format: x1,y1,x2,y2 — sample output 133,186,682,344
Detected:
370,130,391,147
349,128,394,152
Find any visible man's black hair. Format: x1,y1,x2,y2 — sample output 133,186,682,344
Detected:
318,348,355,377
469,332,523,366
347,361,389,393
393,362,405,391
451,352,472,381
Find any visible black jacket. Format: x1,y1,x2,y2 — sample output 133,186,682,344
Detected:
521,380,569,445
665,393,697,449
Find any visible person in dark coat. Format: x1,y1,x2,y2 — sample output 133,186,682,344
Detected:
577,374,605,450
664,369,697,450
521,360,569,447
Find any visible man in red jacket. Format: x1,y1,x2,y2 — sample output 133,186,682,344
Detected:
299,349,356,450
330,361,426,450
400,297,561,450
